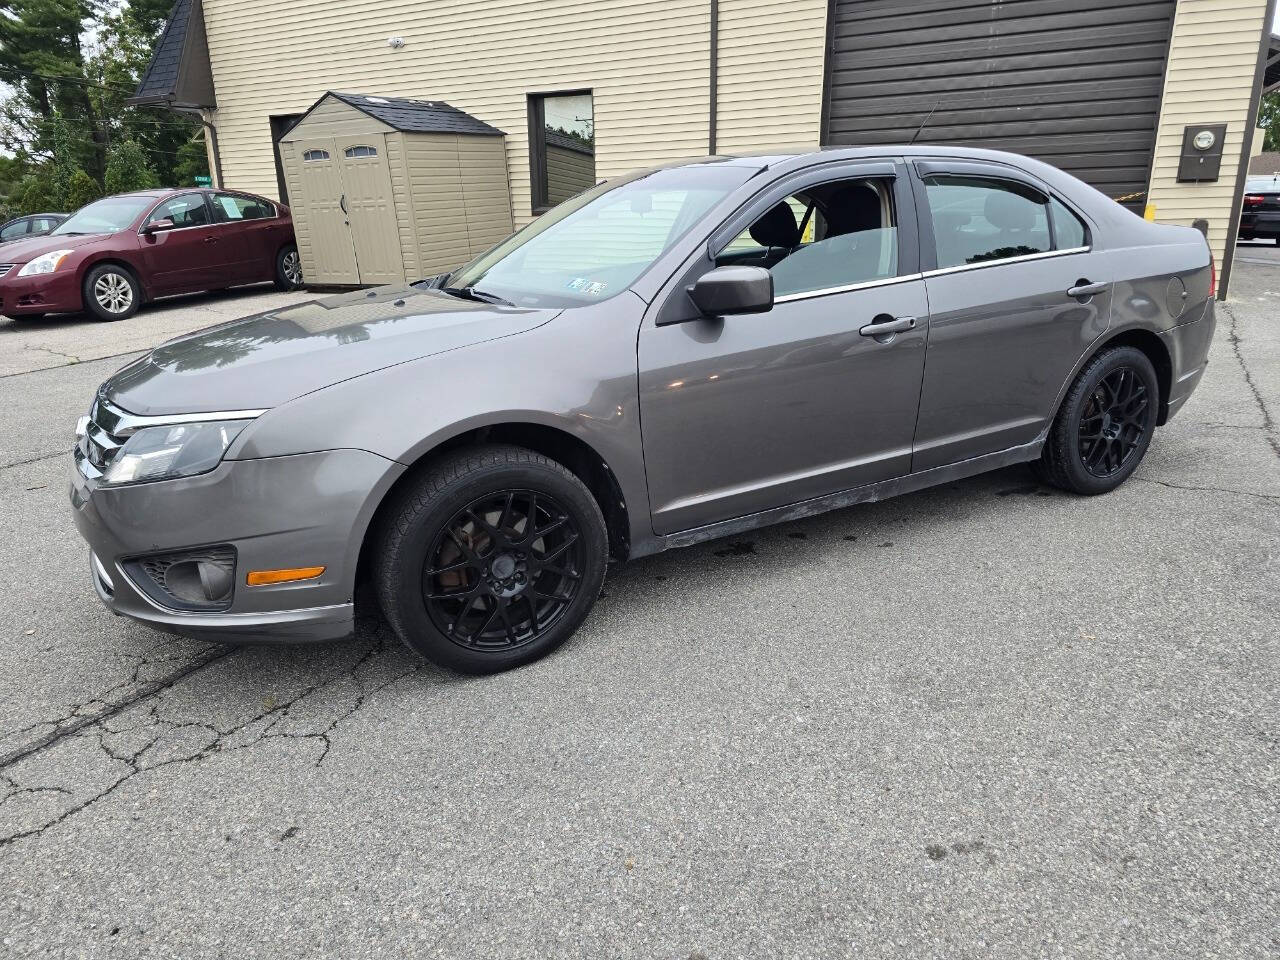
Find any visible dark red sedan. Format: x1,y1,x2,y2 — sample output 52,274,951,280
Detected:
0,188,302,322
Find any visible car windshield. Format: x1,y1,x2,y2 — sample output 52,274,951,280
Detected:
444,164,755,308
52,196,156,236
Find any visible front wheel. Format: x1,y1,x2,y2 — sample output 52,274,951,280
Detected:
374,445,608,673
274,244,304,290
83,264,140,322
1035,345,1159,495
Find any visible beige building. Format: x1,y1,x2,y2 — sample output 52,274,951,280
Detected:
131,0,1276,295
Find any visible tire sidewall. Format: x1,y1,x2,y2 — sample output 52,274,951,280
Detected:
83,264,140,322
1060,347,1158,494
382,459,607,673
276,245,303,290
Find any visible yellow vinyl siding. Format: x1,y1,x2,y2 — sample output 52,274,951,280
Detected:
200,0,728,226
1145,0,1271,269
715,0,827,151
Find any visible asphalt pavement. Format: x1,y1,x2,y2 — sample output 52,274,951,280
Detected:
0,270,1276,958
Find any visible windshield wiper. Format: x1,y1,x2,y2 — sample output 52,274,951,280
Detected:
441,285,514,307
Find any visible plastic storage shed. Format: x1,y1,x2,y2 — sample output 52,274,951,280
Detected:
277,91,513,286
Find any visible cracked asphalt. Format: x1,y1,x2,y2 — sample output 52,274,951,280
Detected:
0,267,1276,958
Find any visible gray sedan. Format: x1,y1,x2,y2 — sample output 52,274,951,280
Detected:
70,146,1215,672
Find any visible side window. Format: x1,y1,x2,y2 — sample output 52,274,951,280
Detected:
923,177,1050,268
213,193,273,222
717,177,899,297
0,219,28,241
343,145,377,159
302,149,329,162
1050,197,1089,249
146,194,211,228
30,218,57,235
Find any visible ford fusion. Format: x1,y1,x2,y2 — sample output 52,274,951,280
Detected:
71,147,1215,673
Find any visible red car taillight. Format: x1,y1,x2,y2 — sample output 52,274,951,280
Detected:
1243,193,1264,209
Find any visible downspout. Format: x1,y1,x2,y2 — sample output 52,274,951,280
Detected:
174,105,224,188
708,0,718,155
1219,0,1279,299
197,112,224,188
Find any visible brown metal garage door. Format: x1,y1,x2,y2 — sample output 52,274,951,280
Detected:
822,0,1177,210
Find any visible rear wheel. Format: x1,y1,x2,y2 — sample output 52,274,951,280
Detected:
83,264,140,322
1035,345,1158,495
275,244,303,290
374,445,608,673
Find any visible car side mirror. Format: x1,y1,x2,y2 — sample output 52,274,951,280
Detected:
142,218,176,234
686,265,773,318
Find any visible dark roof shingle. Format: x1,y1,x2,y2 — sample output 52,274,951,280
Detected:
329,92,504,136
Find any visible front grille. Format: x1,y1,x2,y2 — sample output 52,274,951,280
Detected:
0,264,14,278
124,545,237,612
75,397,128,480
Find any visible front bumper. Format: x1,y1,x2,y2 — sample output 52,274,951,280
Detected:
70,447,404,644
0,267,82,316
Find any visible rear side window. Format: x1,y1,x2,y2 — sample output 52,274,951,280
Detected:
213,194,274,221
0,219,28,241
1050,198,1089,249
923,177,1050,268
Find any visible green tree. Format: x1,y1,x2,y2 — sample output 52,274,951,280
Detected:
17,175,59,215
0,0,209,190
65,168,102,208
1260,91,1280,153
104,139,159,194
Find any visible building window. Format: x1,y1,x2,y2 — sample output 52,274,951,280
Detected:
528,90,595,213
302,149,329,162
343,145,377,158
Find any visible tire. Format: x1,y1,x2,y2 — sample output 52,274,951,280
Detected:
374,444,608,673
82,264,140,322
274,244,304,290
1034,345,1158,495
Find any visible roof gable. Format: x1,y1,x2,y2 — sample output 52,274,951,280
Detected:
128,0,216,109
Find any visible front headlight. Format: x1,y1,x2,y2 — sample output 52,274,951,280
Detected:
18,249,75,277
103,420,250,485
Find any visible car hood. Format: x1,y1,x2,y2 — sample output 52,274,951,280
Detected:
102,285,561,415
0,232,107,263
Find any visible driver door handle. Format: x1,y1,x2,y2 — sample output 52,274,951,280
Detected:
1067,280,1108,299
859,315,916,337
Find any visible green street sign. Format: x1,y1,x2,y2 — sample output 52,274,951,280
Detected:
193,175,212,186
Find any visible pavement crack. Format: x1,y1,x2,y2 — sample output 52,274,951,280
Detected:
2,450,66,471
1134,476,1280,506
0,647,235,773
0,629,423,846
1221,301,1280,460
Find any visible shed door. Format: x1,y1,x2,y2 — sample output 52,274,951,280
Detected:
336,136,404,285
293,138,360,285
823,0,1177,211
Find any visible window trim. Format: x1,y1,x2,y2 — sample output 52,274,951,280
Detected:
527,88,593,215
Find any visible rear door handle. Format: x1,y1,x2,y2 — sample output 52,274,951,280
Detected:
859,315,916,337
1067,280,1108,299
203,236,218,243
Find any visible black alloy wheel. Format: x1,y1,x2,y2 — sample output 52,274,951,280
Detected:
374,444,608,673
1035,345,1159,495
424,489,584,651
1077,366,1150,479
